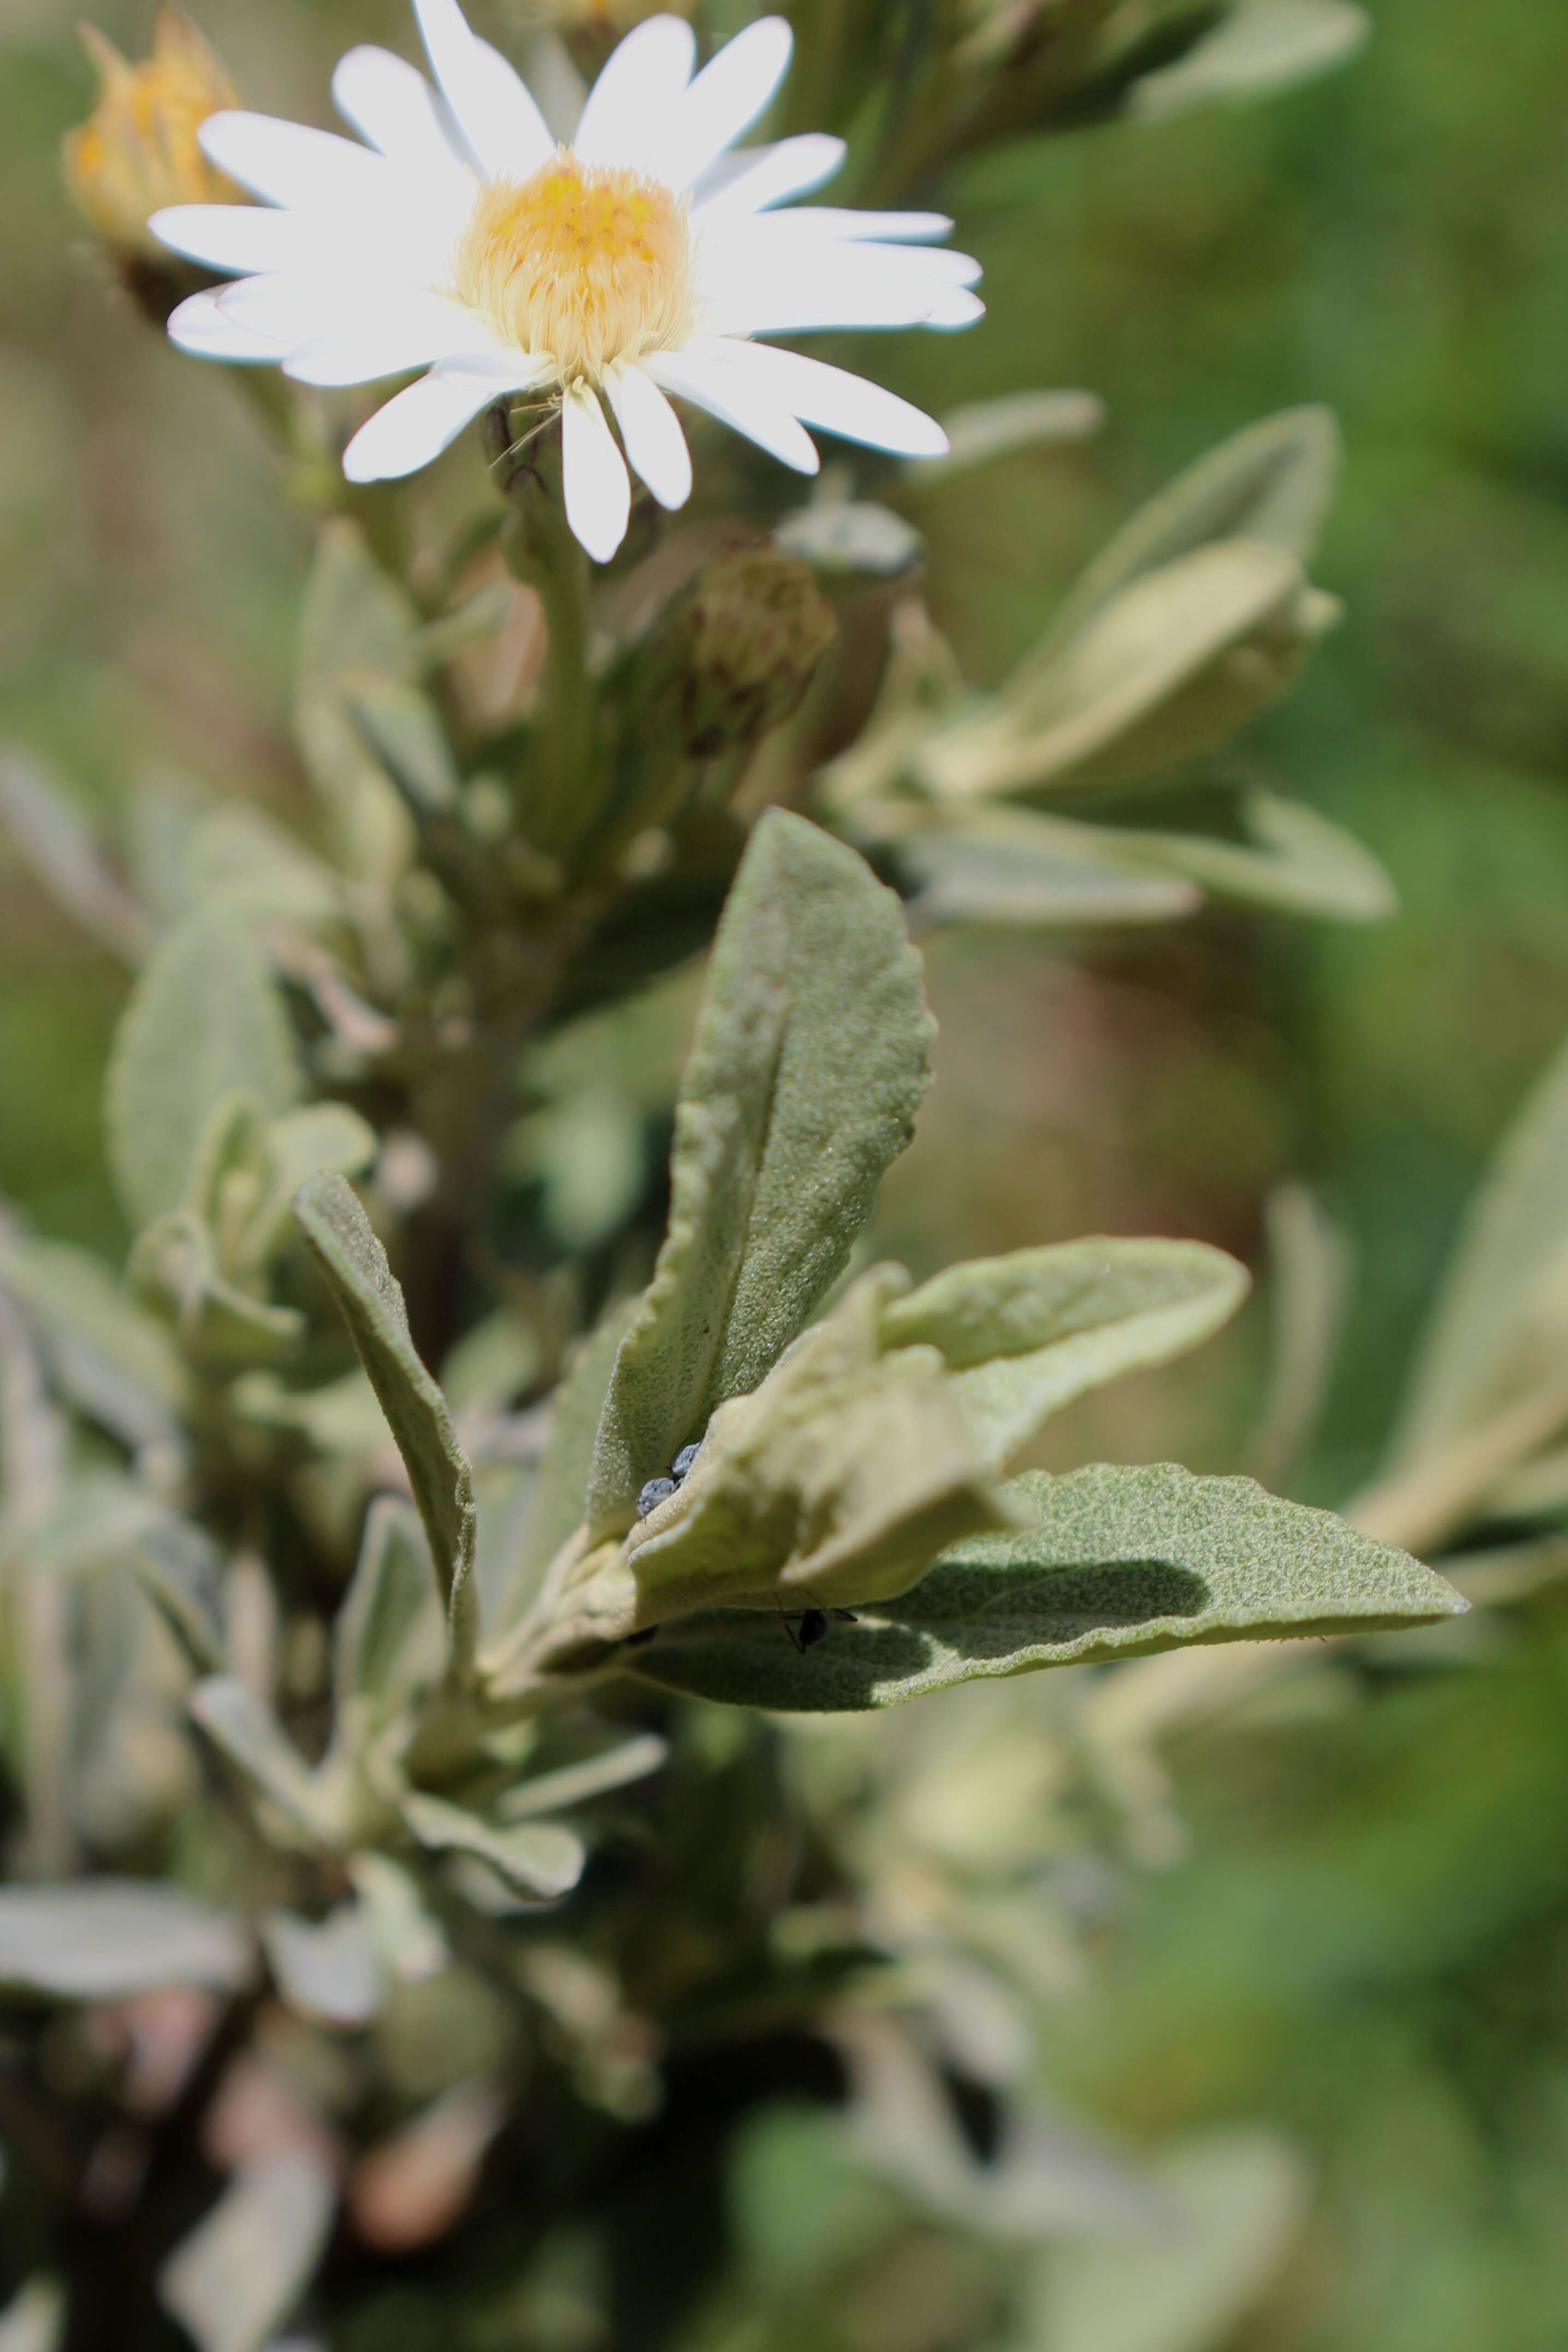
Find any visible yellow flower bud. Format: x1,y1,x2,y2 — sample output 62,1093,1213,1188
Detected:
63,8,242,262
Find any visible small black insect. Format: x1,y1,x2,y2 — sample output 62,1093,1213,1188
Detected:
782,1604,859,1656
670,1441,701,1484
624,1624,660,1648
635,1475,677,1519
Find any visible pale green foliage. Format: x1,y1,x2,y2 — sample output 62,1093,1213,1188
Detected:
0,1881,252,1999
1129,0,1370,121
295,1172,477,1659
626,1464,1464,1711
882,1239,1252,1468
106,910,300,1229
585,809,934,1534
157,2155,336,2352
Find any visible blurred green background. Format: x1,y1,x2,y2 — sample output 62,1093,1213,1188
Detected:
5,1,1568,2344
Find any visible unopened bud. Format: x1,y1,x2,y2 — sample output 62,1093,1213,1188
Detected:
664,545,838,759
63,9,241,269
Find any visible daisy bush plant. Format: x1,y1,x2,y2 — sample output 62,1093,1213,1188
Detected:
0,0,1454,2343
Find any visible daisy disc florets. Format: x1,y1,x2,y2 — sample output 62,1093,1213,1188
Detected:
152,0,983,560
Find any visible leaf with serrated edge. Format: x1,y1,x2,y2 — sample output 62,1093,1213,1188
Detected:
0,1882,252,2000
625,1463,1465,1712
880,1239,1250,1469
294,1174,477,1665
623,1269,1017,1620
587,812,933,1534
401,1791,585,1900
106,910,300,1231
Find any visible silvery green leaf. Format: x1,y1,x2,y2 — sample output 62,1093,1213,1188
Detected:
484,1298,638,1643
12,1468,171,1579
230,1368,387,1456
189,1676,332,1842
0,749,150,963
774,501,922,578
908,391,1105,487
106,910,300,1231
240,1104,379,1275
880,1238,1250,1469
0,1234,186,1449
330,1497,445,1733
1108,789,1395,922
623,1269,1015,1621
262,1904,382,2027
411,578,517,669
295,521,419,888
350,679,461,814
1049,408,1342,647
133,1512,227,1673
587,812,933,1533
294,1174,477,1665
157,2155,336,2352
899,826,1200,930
400,1791,585,1901
0,1881,252,1999
626,1463,1464,1712
1026,2130,1310,2352
497,1733,668,1821
128,1212,305,1368
0,2278,65,2352
1247,1184,1353,1491
183,805,343,929
1130,1,1369,122
347,1853,448,1982
920,542,1335,801
1384,1027,1568,1473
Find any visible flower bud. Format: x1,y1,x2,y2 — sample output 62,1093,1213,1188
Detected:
63,9,241,266
659,544,838,759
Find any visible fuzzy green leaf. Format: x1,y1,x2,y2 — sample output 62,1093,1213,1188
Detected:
400,1792,585,1900
0,1234,186,1448
188,1677,330,1840
261,1904,382,2027
105,911,300,1231
909,390,1105,486
586,812,933,1532
623,1270,1015,1621
294,1173,477,1664
330,1495,445,1732
626,1463,1465,1712
880,1239,1251,1468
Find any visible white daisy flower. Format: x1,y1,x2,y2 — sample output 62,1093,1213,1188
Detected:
150,1,981,563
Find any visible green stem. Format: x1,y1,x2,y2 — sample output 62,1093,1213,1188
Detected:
499,415,600,859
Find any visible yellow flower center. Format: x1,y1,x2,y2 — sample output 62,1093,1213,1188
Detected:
452,154,693,382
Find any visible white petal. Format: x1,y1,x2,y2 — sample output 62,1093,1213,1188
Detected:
658,16,794,189
574,15,696,172
605,365,692,510
167,288,287,363
283,294,499,386
645,348,819,476
152,203,325,275
562,384,632,563
332,45,471,181
342,370,499,481
702,244,983,334
692,133,844,215
198,111,394,211
759,208,955,243
692,340,948,457
411,0,553,180
434,351,555,388
218,275,357,340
